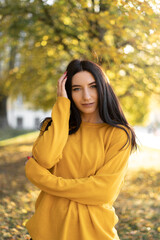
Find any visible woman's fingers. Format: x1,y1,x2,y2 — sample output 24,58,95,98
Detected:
25,156,32,165
58,73,66,94
58,72,67,84
57,72,68,98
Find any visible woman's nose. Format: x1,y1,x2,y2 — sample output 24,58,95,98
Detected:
83,89,91,100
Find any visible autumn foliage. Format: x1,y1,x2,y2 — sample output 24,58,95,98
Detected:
0,0,160,125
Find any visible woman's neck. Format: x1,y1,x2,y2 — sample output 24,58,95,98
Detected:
81,113,104,124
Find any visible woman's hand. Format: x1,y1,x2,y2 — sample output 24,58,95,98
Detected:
57,72,68,98
25,156,32,165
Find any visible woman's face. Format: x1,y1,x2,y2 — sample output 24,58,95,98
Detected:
71,71,99,117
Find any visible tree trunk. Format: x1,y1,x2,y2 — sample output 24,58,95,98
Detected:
0,45,17,129
0,95,9,128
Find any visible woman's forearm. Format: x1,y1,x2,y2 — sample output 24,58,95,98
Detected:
32,97,70,169
26,141,130,206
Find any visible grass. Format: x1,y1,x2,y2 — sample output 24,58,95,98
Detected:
0,127,38,141
0,131,39,147
0,133,160,239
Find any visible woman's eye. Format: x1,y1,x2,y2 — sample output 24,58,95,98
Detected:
91,85,97,88
72,88,80,91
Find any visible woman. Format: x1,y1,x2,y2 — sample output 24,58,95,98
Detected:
25,59,137,240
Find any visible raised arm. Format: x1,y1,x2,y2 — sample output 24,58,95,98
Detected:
32,72,70,169
26,127,131,206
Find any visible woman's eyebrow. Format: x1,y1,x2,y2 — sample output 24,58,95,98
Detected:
72,81,96,87
88,81,96,85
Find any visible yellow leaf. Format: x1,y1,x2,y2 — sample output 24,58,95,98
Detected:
104,33,114,46
22,219,28,226
16,225,23,230
47,49,54,57
43,35,49,41
3,232,12,237
11,228,19,233
63,17,71,25
21,208,28,213
1,225,9,229
110,20,115,25
41,40,47,46
35,42,41,47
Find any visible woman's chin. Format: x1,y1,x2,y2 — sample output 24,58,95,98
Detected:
80,108,97,115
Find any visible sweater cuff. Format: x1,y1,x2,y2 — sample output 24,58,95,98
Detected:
56,96,70,105
51,97,70,119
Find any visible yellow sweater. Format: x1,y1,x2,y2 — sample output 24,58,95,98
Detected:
25,96,131,240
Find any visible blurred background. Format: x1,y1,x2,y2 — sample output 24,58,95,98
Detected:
0,0,160,239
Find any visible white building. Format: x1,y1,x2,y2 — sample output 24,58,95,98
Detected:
7,95,51,130
7,94,160,132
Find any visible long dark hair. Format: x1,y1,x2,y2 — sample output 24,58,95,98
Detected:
41,59,137,151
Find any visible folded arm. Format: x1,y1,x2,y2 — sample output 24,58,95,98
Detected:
32,97,70,169
26,127,131,206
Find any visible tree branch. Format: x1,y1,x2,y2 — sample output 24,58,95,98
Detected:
38,0,54,27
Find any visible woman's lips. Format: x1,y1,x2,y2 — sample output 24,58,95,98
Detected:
82,103,94,107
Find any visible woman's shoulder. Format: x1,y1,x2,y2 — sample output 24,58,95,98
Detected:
104,124,131,146
104,123,130,134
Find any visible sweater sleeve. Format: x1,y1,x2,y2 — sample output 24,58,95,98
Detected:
32,96,70,169
26,127,131,206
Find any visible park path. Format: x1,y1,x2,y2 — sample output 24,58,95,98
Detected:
128,127,160,171
135,126,160,150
